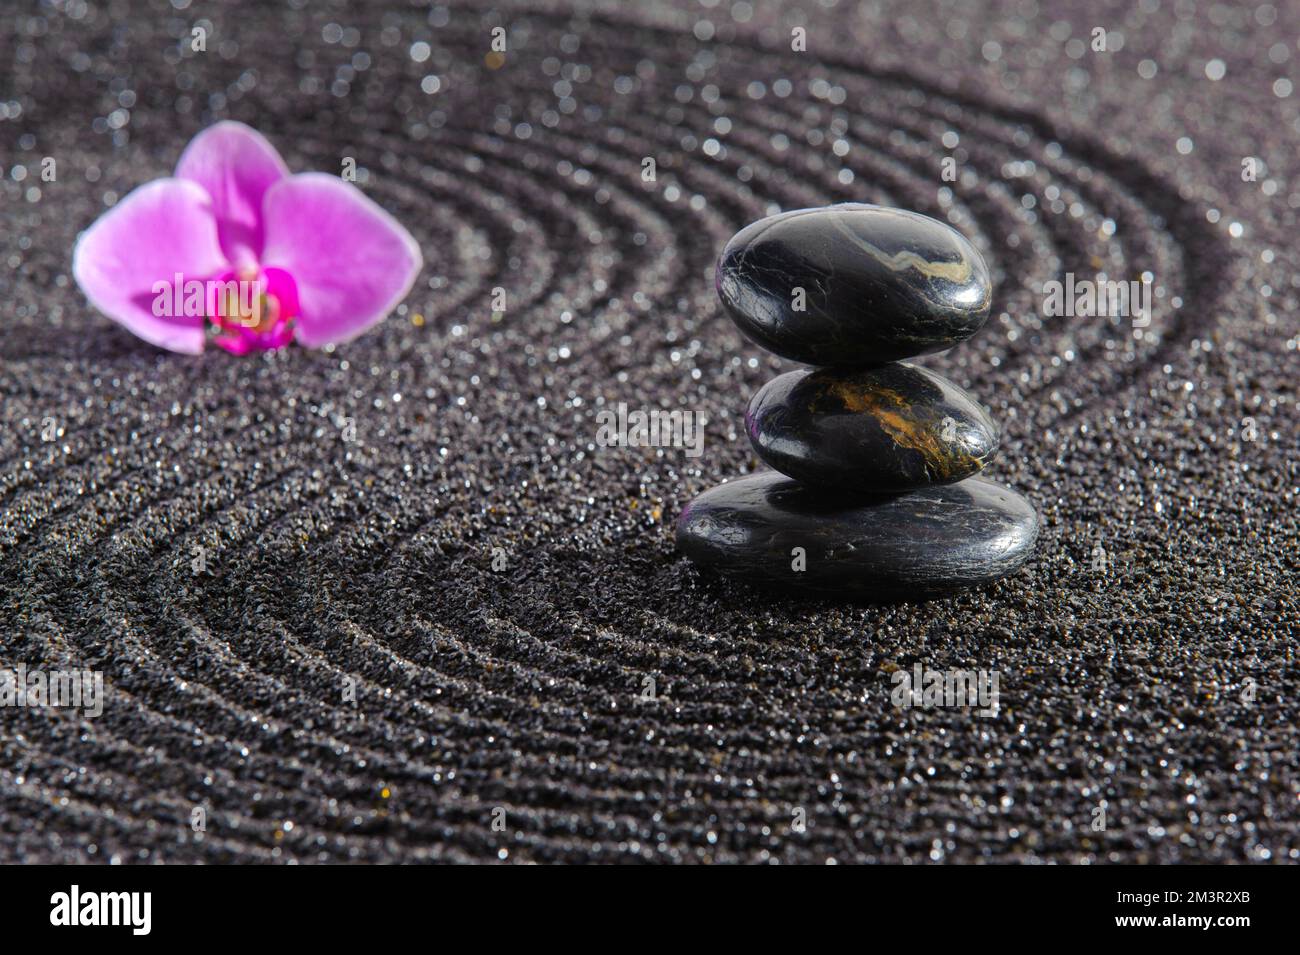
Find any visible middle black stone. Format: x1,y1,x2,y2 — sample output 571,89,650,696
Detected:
745,362,999,492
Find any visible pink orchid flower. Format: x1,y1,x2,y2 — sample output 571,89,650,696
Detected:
72,121,422,354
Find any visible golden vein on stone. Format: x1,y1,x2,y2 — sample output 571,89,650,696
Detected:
827,380,976,481
831,215,974,283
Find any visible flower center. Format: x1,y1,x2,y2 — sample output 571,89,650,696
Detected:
208,267,300,354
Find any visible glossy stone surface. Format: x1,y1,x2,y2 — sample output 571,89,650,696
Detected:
716,204,992,365
745,363,998,491
676,472,1037,598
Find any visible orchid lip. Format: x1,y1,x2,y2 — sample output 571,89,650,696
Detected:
208,266,300,354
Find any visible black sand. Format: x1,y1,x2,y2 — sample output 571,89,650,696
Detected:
0,0,1296,863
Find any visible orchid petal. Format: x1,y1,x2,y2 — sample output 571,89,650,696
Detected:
72,178,228,354
175,121,289,268
259,173,422,347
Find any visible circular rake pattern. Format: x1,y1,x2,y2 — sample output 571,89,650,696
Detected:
1,1,1285,864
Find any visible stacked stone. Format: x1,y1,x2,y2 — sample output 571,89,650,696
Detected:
677,203,1037,599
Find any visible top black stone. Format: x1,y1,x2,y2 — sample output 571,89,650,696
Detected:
716,204,993,365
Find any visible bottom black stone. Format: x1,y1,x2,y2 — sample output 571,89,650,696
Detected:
676,471,1037,598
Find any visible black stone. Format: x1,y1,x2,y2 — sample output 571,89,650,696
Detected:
716,203,992,365
676,471,1037,598
745,362,999,491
